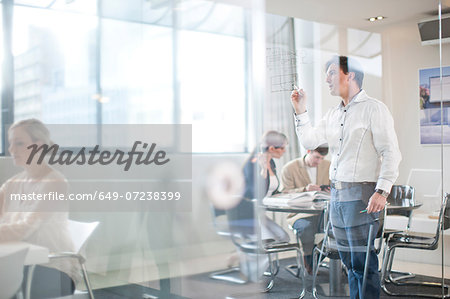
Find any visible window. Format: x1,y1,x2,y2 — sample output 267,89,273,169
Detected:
1,1,250,154
101,19,173,124
13,6,97,124
179,30,246,152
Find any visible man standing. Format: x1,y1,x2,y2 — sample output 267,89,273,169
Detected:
279,146,330,274
290,56,401,299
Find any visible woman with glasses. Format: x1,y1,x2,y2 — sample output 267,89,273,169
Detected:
242,130,290,243
227,131,290,281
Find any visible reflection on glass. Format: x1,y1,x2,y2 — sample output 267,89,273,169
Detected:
13,6,97,123
101,19,173,124
1,119,79,298
179,30,246,152
15,0,97,14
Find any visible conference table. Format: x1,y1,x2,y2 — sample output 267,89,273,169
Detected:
262,198,423,297
0,241,49,299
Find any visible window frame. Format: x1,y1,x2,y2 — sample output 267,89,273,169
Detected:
0,1,251,155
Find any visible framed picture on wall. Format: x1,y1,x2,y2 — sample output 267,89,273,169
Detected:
419,66,450,145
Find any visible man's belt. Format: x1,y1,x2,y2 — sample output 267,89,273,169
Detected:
330,181,376,190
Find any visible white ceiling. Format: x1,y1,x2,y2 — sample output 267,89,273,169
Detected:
265,0,448,32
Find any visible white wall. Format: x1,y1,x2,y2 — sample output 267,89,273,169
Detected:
381,20,450,212
379,20,450,266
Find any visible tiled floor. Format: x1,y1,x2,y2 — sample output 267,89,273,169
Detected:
87,257,450,299
84,250,450,293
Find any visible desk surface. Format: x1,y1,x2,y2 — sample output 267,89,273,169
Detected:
264,203,326,214
387,203,423,211
0,242,49,265
264,202,423,214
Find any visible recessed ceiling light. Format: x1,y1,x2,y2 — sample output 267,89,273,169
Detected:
368,16,386,22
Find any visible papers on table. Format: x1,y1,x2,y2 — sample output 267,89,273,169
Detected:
263,195,292,206
263,191,330,208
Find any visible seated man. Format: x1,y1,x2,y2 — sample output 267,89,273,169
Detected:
279,146,330,274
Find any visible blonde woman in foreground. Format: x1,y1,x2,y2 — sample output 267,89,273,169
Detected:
0,119,80,298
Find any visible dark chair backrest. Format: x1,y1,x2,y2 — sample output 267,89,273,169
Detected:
388,185,415,207
387,185,415,217
226,198,254,222
226,197,257,237
442,193,450,230
430,193,450,249
212,206,227,218
211,205,228,234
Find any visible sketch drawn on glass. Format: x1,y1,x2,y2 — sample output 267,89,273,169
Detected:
266,47,312,92
419,66,450,145
271,73,298,92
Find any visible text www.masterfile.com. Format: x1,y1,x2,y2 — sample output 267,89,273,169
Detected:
9,191,182,201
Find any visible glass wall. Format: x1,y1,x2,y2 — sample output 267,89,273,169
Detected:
0,0,448,298
0,0,264,298
12,5,97,123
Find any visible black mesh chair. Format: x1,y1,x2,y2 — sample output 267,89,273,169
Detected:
226,198,306,297
380,193,450,298
383,185,416,282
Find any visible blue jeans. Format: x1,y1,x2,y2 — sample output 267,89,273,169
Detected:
330,183,380,299
292,214,322,255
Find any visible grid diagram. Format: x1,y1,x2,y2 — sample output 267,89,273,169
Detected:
267,47,298,92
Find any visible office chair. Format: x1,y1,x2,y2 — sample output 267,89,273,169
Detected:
0,247,29,299
380,193,450,298
209,206,247,284
384,185,416,282
312,205,386,299
226,198,306,297
27,220,99,299
386,185,416,231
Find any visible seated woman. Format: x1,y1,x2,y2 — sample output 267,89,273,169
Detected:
242,130,290,242
227,131,290,280
0,119,80,298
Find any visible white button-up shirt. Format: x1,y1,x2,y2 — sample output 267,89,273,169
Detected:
294,90,401,192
